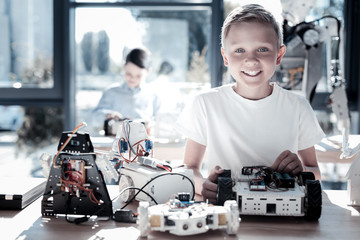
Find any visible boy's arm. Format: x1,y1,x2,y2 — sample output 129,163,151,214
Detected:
271,146,321,180
298,146,321,180
183,139,223,203
183,139,206,195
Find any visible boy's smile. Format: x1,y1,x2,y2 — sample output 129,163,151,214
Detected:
242,70,261,77
221,21,286,100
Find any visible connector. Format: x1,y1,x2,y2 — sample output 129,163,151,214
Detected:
178,192,191,202
119,140,128,153
145,140,153,152
113,209,137,223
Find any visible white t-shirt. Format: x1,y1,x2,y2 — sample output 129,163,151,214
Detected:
175,83,325,173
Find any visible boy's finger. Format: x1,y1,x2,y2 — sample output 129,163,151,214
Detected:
271,157,281,170
272,150,291,170
202,189,217,200
207,165,223,183
203,179,218,192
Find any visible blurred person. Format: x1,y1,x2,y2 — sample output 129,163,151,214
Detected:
92,48,161,135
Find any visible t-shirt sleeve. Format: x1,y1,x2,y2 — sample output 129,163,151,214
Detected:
174,94,207,146
298,97,326,150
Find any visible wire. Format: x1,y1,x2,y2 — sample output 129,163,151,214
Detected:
295,15,341,59
53,122,87,168
117,137,153,163
123,120,137,155
156,164,172,172
117,186,158,205
120,172,195,210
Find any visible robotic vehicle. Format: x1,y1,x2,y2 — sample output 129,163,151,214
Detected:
217,166,322,220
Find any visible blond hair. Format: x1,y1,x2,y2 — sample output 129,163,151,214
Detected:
221,4,283,48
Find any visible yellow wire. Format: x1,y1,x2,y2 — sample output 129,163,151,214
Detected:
53,122,87,168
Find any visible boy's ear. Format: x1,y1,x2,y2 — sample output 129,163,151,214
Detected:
276,45,286,65
221,47,229,66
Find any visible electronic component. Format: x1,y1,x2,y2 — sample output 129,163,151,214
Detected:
111,120,152,163
137,156,172,171
113,209,137,223
273,172,295,188
60,159,86,194
217,167,322,220
118,162,194,204
249,179,266,191
105,120,195,205
178,192,191,202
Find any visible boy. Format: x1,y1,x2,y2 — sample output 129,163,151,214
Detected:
92,48,161,133
175,4,325,203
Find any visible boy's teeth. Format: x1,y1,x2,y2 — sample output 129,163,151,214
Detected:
244,71,260,76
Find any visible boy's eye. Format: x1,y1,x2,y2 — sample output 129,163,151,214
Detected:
258,47,268,52
235,49,245,53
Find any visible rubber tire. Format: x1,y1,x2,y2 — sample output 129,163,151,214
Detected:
304,180,322,220
298,172,315,186
217,177,233,206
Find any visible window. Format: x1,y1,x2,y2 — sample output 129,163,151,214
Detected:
0,0,53,89
73,1,222,141
0,0,62,179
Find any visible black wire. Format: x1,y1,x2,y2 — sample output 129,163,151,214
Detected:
120,172,195,210
295,15,341,59
117,186,158,205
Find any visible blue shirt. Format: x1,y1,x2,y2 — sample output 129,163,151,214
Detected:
92,82,161,126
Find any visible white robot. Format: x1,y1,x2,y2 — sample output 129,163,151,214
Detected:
137,195,239,237
278,0,350,137
96,120,194,205
217,167,322,220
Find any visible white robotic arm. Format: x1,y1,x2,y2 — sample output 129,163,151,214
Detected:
279,0,350,135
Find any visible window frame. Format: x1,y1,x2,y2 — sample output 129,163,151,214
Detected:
0,0,223,130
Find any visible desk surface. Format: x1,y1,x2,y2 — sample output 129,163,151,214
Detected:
1,189,360,240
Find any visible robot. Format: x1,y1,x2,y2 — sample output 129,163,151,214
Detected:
96,120,195,205
217,167,322,221
41,122,113,220
137,193,239,237
278,0,350,137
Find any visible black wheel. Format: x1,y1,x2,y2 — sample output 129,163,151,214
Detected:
217,176,233,206
298,172,315,186
304,180,322,220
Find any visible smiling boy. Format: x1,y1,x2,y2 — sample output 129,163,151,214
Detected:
175,4,325,203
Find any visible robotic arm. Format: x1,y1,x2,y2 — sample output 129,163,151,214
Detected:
278,0,350,136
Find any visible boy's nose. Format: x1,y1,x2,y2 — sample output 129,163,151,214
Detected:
244,56,259,66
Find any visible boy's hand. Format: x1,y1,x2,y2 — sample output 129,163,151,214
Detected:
201,166,224,203
106,111,124,120
271,150,303,176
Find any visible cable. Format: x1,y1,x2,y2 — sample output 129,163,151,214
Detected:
295,15,341,59
117,121,153,163
120,172,195,210
116,186,158,205
53,122,87,168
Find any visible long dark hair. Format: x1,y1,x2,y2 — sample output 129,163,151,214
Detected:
125,48,151,69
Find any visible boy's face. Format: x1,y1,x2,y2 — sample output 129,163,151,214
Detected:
221,21,286,91
124,62,148,88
